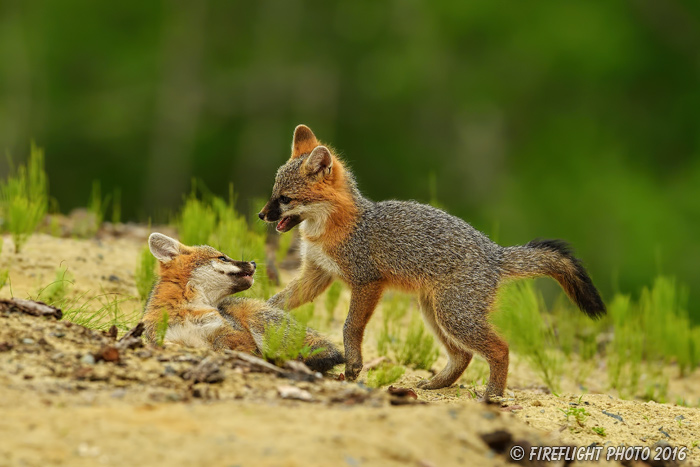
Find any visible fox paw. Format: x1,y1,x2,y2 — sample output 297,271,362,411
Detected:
344,361,362,381
416,378,450,390
416,378,442,389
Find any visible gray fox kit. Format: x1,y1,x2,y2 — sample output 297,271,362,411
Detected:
258,125,606,398
143,233,343,373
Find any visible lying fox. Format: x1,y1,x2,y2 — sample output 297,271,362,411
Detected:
259,125,606,398
142,233,343,373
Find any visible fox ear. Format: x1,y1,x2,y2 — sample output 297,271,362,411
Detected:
149,233,181,263
291,124,319,159
304,146,333,177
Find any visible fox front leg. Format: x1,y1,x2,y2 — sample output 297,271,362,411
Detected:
343,283,384,381
268,261,333,310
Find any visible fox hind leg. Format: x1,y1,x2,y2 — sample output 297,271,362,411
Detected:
428,286,509,399
416,292,473,389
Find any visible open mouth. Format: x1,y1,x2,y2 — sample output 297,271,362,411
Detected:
233,270,254,279
276,215,302,232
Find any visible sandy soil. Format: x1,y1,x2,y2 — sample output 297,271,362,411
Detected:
1,233,699,466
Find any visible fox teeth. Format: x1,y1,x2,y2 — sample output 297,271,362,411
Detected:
276,217,289,232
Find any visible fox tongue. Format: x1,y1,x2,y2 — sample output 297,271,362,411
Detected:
276,217,290,232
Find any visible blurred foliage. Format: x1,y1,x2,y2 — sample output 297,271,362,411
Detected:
177,182,272,299
0,1,699,312
135,244,157,303
0,144,48,252
493,277,700,401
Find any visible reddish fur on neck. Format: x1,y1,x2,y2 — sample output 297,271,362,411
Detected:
301,150,358,248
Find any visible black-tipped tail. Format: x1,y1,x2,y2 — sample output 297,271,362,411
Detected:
501,239,606,319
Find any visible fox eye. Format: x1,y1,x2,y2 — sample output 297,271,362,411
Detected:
279,195,292,204
217,256,229,262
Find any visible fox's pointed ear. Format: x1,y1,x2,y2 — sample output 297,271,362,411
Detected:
149,233,181,263
304,146,333,177
291,124,318,159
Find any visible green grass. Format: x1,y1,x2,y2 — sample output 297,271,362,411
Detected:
0,238,9,290
324,281,342,326
560,405,590,426
71,180,111,238
135,244,157,302
492,281,564,393
396,314,440,370
377,293,410,358
0,268,7,291
639,277,698,375
177,182,272,300
490,275,700,402
604,276,697,401
592,426,606,437
35,266,73,306
177,184,217,246
61,290,140,332
606,294,643,398
87,180,108,234
367,364,406,388
33,268,139,333
155,309,169,346
0,144,49,252
376,293,440,370
261,305,322,366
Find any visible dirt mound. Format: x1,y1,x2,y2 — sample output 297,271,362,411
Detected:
1,233,699,466
0,301,562,466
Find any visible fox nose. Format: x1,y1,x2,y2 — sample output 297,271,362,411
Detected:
258,212,265,220
251,261,256,269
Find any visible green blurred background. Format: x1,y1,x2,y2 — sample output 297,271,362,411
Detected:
1,1,699,313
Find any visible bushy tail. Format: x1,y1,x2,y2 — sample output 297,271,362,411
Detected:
500,239,606,319
302,330,345,373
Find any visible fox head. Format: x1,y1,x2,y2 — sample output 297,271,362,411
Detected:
148,233,256,305
258,125,356,237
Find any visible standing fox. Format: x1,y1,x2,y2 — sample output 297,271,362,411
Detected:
142,233,344,373
258,125,606,398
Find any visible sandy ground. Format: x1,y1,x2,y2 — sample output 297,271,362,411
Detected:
1,232,699,466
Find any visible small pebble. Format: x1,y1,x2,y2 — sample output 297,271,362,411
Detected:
22,338,35,345
81,354,95,365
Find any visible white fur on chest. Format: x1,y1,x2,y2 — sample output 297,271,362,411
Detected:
164,310,224,348
300,239,342,277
